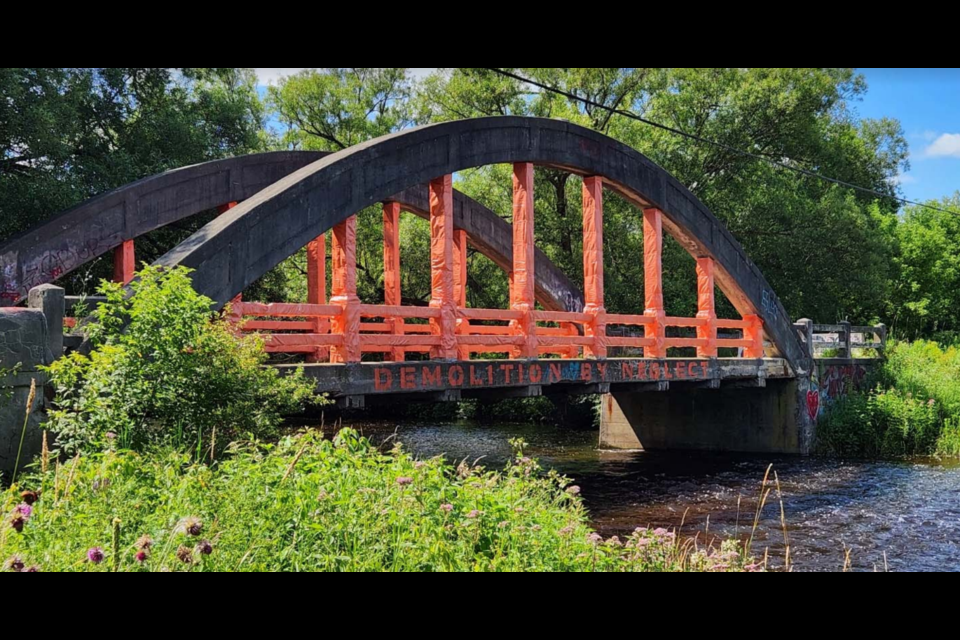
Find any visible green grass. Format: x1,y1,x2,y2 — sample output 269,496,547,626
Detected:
2,430,755,573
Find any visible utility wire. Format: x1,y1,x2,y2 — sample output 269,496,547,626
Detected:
481,68,956,216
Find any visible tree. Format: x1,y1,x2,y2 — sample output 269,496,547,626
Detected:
0,68,266,290
890,193,960,340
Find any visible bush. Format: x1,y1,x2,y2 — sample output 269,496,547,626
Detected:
0,430,754,572
44,266,318,455
817,340,960,458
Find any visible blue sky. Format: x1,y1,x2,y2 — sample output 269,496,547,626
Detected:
255,68,959,204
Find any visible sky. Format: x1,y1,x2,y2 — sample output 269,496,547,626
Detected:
254,68,959,204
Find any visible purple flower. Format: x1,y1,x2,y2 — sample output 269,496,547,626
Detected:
587,533,604,544
178,517,203,537
396,477,414,487
466,510,481,519
87,548,105,564
15,504,32,519
559,526,575,537
135,551,149,564
440,504,454,513
196,540,214,556
176,546,194,565
105,432,117,441
4,556,25,572
566,486,582,497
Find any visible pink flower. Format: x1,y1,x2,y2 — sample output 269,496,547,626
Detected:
587,533,604,544
466,510,481,519
440,504,454,513
396,477,414,487
87,548,105,564
15,504,32,519
135,551,149,564
565,486,581,497
414,462,427,470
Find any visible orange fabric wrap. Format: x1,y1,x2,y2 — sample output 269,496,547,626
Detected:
429,176,458,359
696,257,718,358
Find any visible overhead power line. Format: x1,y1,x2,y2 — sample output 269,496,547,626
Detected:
481,68,956,217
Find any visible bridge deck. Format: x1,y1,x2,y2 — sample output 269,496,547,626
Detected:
280,358,792,402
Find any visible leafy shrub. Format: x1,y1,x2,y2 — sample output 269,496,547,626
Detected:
44,266,317,455
0,430,755,573
818,340,960,458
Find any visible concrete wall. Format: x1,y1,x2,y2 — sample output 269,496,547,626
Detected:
600,379,803,454
0,299,55,480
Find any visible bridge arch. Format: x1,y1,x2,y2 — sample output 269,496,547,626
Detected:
0,152,582,313
156,117,805,369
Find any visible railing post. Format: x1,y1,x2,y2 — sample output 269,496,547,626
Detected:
744,314,765,359
28,284,65,360
429,175,458,361
113,240,135,285
511,163,538,359
307,233,329,363
331,216,361,363
797,318,815,363
582,176,607,359
840,320,853,359
383,202,405,362
696,257,718,358
876,323,887,355
643,208,666,358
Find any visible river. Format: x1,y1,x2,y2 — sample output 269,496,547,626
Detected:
337,419,960,572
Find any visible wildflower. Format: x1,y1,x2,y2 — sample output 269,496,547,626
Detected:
929,399,936,407
135,551,149,564
87,548,105,565
10,516,25,533
317,491,329,502
396,477,414,487
177,517,203,537
606,536,623,548
498,521,510,529
466,510,481,519
414,462,427,470
559,526,575,537
519,457,533,465
22,566,40,573
440,504,454,513
20,491,39,506
135,535,154,551
587,533,604,544
565,486,582,497
196,541,214,556
176,546,194,565
105,432,117,441
745,563,764,573
15,504,32,519
4,556,25,572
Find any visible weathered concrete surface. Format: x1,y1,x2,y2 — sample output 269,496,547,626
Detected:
280,357,790,399
600,379,803,454
0,309,52,479
154,117,806,371
0,151,583,314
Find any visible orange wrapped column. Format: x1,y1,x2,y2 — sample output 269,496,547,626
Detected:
383,202,405,362
113,240,135,285
307,234,329,363
511,163,538,359
696,257,718,358
331,216,361,363
643,208,666,358
428,176,458,360
744,314,765,359
582,176,607,359
453,229,469,360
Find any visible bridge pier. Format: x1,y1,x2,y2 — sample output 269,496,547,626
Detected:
599,379,806,454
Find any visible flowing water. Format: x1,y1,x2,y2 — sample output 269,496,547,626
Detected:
340,419,960,572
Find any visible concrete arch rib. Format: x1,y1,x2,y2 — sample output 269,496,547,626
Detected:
0,151,583,313
156,117,803,368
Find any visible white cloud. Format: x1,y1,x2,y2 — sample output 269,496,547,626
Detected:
254,68,437,86
925,133,960,159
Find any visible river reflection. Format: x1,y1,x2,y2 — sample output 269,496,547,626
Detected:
336,419,960,572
